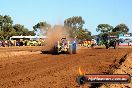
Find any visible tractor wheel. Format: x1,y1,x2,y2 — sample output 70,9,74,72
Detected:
113,44,117,49
53,41,60,55
53,46,60,55
91,44,94,48
113,42,117,49
106,45,109,49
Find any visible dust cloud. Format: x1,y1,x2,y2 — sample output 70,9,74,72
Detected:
44,25,70,50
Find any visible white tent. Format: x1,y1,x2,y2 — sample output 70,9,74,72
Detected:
10,36,47,40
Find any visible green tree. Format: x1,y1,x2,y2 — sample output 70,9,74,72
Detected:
13,24,35,36
2,24,15,39
13,24,24,33
84,28,91,35
96,24,113,44
64,16,90,39
96,24,113,33
64,16,85,30
0,15,35,40
33,21,51,35
112,24,129,34
0,15,14,40
77,29,91,40
28,31,36,36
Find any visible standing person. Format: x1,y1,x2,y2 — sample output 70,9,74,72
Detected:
16,41,20,46
25,40,27,46
20,41,23,46
22,40,25,46
9,40,13,47
10,40,14,46
2,41,5,47
0,40,2,47
7,40,9,47
14,40,16,46
5,40,7,47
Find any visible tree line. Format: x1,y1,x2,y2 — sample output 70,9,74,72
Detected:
0,15,35,40
33,16,130,40
33,16,92,40
96,23,129,42
0,15,130,40
96,23,129,35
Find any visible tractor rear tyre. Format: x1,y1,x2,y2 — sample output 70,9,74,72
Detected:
53,47,60,55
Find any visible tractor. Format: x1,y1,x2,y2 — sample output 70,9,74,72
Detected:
104,39,117,49
100,33,117,49
53,38,76,54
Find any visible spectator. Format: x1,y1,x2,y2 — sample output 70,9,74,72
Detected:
25,40,27,46
16,41,20,46
8,40,13,47
19,41,23,46
0,40,2,47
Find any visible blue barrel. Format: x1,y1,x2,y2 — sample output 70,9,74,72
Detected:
72,41,76,54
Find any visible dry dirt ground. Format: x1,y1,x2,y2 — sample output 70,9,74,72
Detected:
100,51,132,88
0,46,131,88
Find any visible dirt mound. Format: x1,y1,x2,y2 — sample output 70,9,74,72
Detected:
100,53,132,88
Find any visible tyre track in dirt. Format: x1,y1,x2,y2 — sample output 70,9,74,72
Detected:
0,48,131,88
0,51,89,88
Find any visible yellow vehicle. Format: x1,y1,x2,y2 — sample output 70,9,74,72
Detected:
53,38,77,54
27,40,37,46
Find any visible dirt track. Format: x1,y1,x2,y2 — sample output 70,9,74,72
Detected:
0,46,131,88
